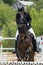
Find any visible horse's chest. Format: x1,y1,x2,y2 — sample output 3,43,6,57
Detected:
18,39,28,50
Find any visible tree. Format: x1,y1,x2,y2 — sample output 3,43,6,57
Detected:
0,3,17,36
0,0,3,3
3,0,17,6
0,3,17,48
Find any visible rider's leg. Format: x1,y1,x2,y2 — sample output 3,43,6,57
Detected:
28,28,37,52
29,28,36,39
15,30,19,51
15,30,19,40
13,30,19,53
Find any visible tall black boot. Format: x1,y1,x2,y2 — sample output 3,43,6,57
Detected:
31,34,37,52
12,40,17,53
15,40,17,52
33,39,37,52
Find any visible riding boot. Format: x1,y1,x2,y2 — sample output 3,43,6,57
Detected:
33,39,37,52
12,40,17,53
30,33,37,52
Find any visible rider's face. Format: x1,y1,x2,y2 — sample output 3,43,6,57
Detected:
20,11,24,15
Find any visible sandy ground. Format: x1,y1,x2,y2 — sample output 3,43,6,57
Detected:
0,52,43,62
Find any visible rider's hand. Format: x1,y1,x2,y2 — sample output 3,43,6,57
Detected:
27,23,29,26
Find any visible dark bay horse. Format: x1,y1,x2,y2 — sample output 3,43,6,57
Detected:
16,24,35,61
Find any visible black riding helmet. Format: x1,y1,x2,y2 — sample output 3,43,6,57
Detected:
18,6,24,12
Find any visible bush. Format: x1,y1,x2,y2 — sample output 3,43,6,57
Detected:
0,3,17,47
3,0,16,6
30,8,43,36
26,6,43,36
0,3,17,35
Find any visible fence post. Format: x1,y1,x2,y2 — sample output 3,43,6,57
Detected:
0,45,2,61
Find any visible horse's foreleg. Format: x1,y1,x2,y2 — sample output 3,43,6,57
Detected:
29,51,35,61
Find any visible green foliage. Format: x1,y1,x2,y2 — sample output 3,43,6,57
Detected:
0,3,14,26
3,0,17,6
22,0,43,10
26,6,43,36
0,0,3,3
30,8,43,36
0,3,17,47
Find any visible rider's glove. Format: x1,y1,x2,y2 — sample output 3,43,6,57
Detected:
26,22,30,29
27,23,29,26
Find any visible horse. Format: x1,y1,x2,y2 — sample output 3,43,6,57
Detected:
16,24,35,61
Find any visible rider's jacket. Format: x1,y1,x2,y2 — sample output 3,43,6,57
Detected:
16,12,32,29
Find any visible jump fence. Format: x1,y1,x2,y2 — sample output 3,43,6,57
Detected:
0,36,43,64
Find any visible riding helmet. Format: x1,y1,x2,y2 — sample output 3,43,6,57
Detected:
18,6,24,12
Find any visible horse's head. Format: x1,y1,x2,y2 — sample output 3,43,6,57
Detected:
18,24,28,34
18,24,28,40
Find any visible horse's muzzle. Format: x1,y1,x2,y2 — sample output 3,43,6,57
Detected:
20,34,25,40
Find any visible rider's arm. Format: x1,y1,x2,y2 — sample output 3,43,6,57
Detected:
16,13,21,25
26,13,32,24
26,13,32,29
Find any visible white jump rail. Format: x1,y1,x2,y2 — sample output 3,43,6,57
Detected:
0,36,16,41
0,36,43,63
0,61,43,65
0,36,15,52
0,36,16,61
0,36,15,56
0,45,15,61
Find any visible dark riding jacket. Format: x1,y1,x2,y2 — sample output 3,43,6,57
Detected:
16,12,32,29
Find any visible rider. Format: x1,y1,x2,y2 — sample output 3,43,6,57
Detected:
14,6,37,53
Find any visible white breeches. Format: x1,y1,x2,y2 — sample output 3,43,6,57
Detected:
28,28,36,38
15,28,36,40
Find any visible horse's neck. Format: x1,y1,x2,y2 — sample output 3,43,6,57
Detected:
26,31,31,40
25,31,29,36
